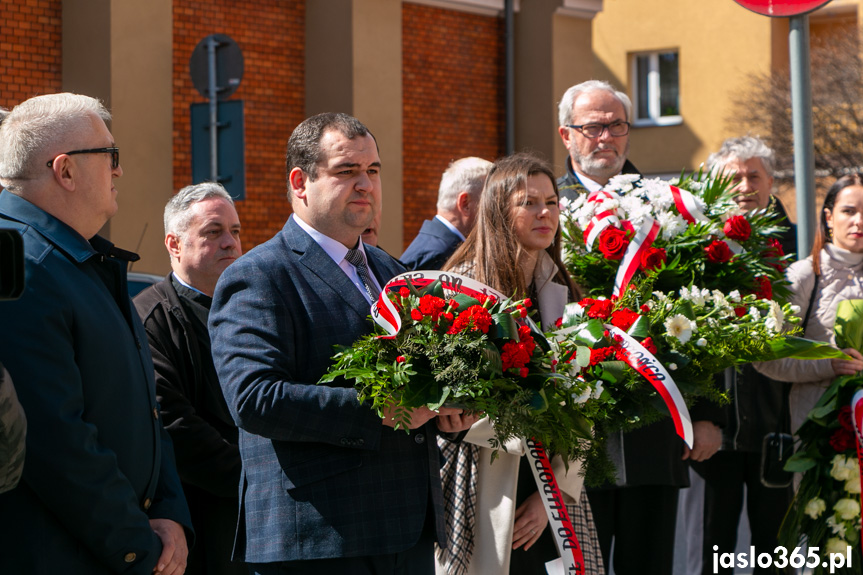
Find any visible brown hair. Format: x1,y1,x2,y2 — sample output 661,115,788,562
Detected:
811,172,863,275
443,152,579,301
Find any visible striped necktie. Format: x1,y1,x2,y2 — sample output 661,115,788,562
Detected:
344,248,377,301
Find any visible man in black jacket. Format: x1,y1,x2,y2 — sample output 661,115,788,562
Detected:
134,182,244,575
681,137,796,575
555,80,724,575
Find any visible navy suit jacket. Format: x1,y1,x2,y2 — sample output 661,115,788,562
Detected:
209,215,447,563
400,217,463,271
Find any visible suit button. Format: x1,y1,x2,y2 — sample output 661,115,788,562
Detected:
415,434,425,444
124,552,137,563
143,498,151,510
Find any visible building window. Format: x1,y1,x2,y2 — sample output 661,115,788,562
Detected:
633,51,681,126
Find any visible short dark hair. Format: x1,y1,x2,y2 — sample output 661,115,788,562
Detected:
286,113,374,188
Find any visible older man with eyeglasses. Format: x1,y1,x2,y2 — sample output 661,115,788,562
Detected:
555,80,725,575
556,80,639,199
0,93,192,575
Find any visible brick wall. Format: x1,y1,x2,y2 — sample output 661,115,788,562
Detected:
0,0,62,109
402,3,505,252
173,0,304,250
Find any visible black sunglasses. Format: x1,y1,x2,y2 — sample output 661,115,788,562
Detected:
47,147,120,170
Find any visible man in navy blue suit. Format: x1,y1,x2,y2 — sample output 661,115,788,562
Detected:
400,156,491,270
209,113,477,575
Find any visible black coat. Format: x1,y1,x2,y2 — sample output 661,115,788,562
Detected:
134,275,245,575
400,217,463,271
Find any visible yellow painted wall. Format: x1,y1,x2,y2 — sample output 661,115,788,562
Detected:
592,0,777,174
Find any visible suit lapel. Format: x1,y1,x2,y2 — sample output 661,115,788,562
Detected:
285,218,376,321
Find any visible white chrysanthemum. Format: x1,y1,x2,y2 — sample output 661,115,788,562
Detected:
607,173,641,191
711,290,731,309
764,300,784,335
686,180,706,193
834,498,861,521
831,454,857,482
592,380,605,399
805,497,827,519
728,290,741,302
653,291,669,302
618,195,645,218
826,537,849,556
664,314,694,344
643,181,675,211
657,211,687,240
748,306,760,319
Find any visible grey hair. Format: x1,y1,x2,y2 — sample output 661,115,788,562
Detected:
436,156,493,212
557,80,632,126
164,181,235,237
0,93,111,185
707,136,775,177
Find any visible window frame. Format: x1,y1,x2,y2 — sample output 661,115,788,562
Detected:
631,50,682,128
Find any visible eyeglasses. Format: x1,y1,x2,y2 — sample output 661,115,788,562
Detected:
566,122,630,139
47,147,120,170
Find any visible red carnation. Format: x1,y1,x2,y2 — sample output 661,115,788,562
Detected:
555,317,563,328
641,337,657,354
830,427,856,452
752,275,773,300
396,355,406,363
723,215,752,242
640,246,667,272
838,405,854,431
765,238,787,271
519,367,529,378
399,287,410,298
447,305,493,334
418,294,447,320
580,298,614,320
598,227,630,260
704,240,733,263
410,309,423,321
523,298,533,308
610,308,640,332
589,346,615,366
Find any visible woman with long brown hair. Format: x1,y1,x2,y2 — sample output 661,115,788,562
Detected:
434,152,602,575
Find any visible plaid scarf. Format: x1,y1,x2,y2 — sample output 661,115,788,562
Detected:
435,439,479,575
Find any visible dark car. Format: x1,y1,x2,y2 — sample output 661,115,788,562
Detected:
127,272,163,298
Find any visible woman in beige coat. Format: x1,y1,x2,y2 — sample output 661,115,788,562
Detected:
435,153,602,575
756,173,863,432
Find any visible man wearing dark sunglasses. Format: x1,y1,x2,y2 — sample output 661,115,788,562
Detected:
0,93,192,575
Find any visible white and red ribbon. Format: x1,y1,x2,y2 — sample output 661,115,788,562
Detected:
371,271,506,338
584,210,620,251
523,438,585,575
606,325,694,447
669,185,707,224
613,217,661,298
852,388,863,557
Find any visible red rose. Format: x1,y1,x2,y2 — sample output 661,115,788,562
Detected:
830,427,856,452
704,240,733,263
610,308,640,332
640,246,667,272
723,215,752,242
752,275,773,300
598,227,630,260
839,406,854,431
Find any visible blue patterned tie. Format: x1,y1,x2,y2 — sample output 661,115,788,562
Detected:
345,248,377,301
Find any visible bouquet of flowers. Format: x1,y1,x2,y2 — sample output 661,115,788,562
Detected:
559,170,792,300
320,271,593,463
557,170,844,483
779,300,863,574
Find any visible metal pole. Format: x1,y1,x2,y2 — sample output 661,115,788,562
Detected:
207,36,219,182
789,15,816,257
504,0,514,154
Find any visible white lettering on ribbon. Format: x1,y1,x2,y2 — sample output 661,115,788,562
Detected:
606,325,694,448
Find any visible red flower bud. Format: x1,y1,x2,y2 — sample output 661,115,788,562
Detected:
396,355,406,364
